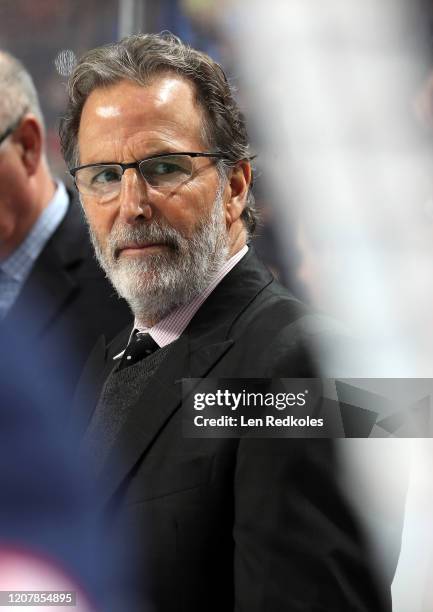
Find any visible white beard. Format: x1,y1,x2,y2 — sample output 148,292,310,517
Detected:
87,187,229,325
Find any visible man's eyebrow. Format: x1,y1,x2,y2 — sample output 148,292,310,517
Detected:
84,149,186,165
143,148,182,158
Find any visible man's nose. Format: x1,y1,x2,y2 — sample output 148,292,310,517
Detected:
118,169,153,224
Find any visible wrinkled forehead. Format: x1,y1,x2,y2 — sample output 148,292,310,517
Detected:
78,75,208,142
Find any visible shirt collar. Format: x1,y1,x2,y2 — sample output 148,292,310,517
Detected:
1,182,69,281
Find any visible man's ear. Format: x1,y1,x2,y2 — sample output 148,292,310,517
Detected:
13,116,43,177
224,160,252,226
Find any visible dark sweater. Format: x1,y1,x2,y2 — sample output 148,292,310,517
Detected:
82,343,174,475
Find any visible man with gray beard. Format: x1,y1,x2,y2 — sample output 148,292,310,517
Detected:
88,180,228,325
62,34,391,612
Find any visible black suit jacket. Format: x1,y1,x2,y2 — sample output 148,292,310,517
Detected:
76,249,391,611
2,192,131,409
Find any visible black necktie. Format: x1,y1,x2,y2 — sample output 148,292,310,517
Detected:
118,331,159,370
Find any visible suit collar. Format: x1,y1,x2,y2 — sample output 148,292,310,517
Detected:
187,247,273,346
1,181,69,281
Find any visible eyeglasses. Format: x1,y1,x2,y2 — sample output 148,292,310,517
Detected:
0,111,27,147
69,152,229,203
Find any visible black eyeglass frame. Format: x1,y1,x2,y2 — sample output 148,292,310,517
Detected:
70,151,256,181
69,152,233,179
0,111,27,147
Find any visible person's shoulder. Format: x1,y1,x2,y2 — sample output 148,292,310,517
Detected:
231,269,353,376
51,189,87,242
235,269,345,337
49,191,102,278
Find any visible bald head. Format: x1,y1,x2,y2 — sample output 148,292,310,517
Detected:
0,51,44,131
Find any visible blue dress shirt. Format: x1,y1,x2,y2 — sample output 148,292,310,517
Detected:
0,182,69,320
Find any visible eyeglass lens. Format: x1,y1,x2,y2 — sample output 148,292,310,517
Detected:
75,154,195,201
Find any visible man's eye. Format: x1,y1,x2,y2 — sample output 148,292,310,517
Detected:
151,162,184,176
92,168,122,184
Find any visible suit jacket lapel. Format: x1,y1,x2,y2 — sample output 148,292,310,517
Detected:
73,324,134,435
97,334,234,505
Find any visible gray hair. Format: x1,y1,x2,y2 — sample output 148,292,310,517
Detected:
0,51,44,131
60,32,258,234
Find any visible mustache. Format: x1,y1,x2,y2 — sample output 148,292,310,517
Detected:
107,221,184,259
